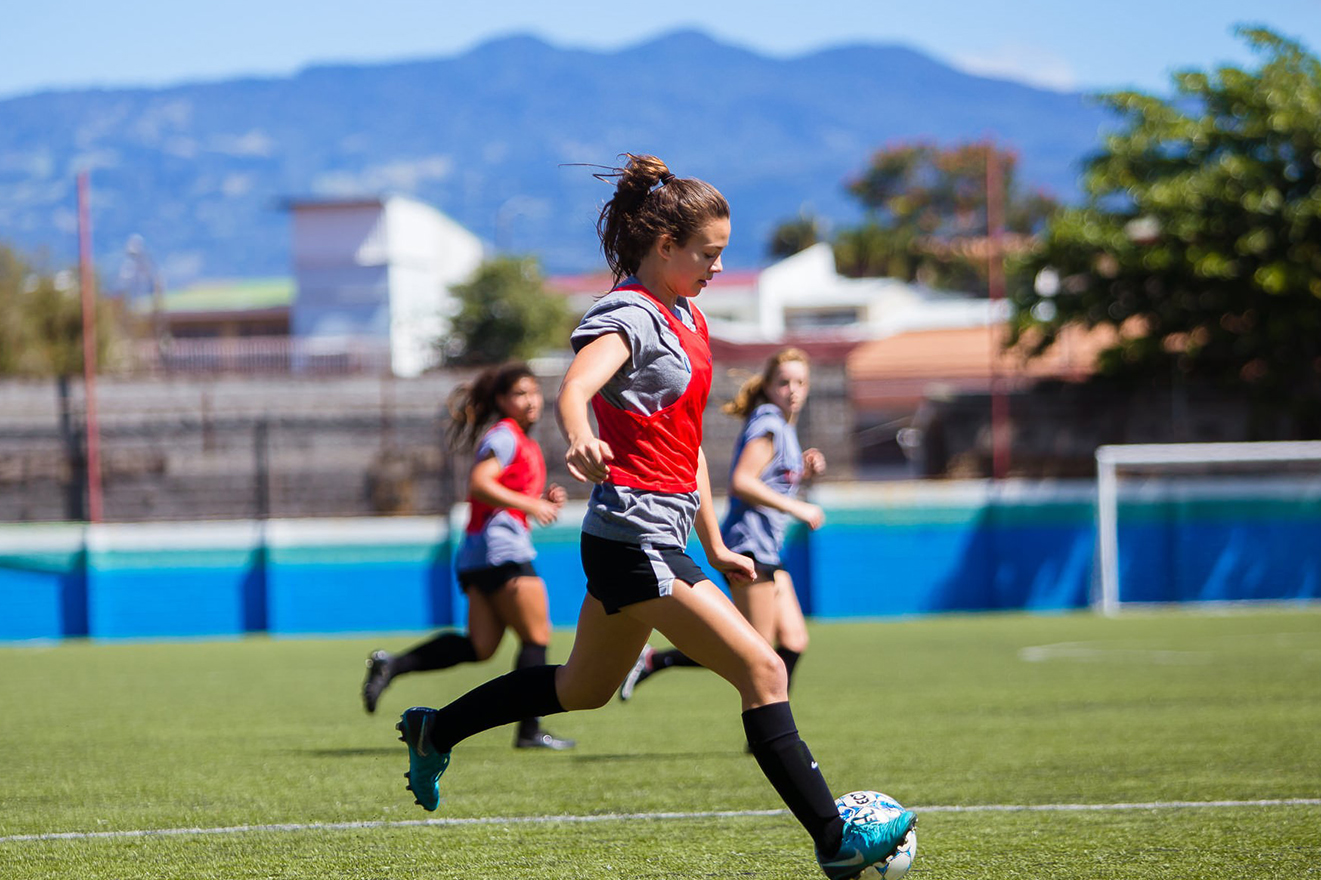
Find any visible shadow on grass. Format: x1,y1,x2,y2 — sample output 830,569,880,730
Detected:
569,750,748,763
304,747,401,757
297,747,747,761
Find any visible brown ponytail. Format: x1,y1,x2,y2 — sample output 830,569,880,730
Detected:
595,154,729,284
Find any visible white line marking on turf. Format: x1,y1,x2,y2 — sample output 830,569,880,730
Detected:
3,800,1318,844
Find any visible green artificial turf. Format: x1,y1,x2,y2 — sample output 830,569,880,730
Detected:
2,606,1319,878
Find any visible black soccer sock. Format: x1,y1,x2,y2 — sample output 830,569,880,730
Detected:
742,701,843,856
515,643,548,741
429,664,565,753
776,647,801,689
391,632,478,676
652,648,702,670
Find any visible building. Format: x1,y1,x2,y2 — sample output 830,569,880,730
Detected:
287,195,484,377
142,278,294,340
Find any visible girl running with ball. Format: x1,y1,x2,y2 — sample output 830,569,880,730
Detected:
392,154,914,879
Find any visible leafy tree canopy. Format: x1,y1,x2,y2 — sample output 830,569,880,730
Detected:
1010,28,1321,432
767,213,823,259
442,255,570,366
0,243,121,377
832,142,1058,290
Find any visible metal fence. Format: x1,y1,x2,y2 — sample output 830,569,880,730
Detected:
121,337,395,378
0,364,859,524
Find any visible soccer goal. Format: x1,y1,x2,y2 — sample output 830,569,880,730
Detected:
1094,441,1321,616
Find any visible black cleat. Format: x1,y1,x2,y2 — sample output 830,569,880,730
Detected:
363,651,393,714
515,731,576,750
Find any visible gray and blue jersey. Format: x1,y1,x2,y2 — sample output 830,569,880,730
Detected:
569,284,702,549
720,403,803,566
455,422,536,572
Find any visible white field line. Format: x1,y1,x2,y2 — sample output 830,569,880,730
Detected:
3,799,1319,844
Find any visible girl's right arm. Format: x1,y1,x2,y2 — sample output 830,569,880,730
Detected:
557,332,631,484
730,436,825,530
469,455,562,525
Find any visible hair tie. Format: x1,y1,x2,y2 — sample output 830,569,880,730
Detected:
658,172,675,186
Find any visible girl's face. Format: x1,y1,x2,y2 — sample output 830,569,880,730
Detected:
658,216,729,300
497,376,543,427
765,359,810,419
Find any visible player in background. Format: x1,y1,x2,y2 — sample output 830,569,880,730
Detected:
391,154,914,880
618,347,823,701
361,362,574,750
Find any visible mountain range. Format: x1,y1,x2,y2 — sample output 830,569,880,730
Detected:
0,30,1113,286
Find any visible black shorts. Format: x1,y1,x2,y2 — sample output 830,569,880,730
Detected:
457,560,538,595
580,533,710,615
721,554,783,587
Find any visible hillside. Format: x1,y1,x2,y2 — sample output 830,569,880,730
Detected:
0,30,1110,282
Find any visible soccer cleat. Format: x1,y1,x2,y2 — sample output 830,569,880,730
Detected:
617,645,655,701
362,650,393,714
396,707,450,811
817,810,918,880
515,730,577,750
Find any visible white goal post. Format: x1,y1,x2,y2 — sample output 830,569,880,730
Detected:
1095,440,1321,616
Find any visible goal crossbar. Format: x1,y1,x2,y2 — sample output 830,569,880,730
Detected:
1095,441,1321,615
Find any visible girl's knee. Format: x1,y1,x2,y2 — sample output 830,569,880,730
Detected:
780,632,808,654
470,635,501,661
553,668,615,711
746,644,789,702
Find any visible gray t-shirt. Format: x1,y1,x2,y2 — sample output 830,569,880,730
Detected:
720,403,803,565
455,422,536,571
569,285,703,548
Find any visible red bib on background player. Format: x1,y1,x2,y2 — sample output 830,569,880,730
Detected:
466,418,546,533
591,285,711,494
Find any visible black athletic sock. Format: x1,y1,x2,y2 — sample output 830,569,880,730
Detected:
652,648,702,670
776,647,801,689
515,643,548,741
430,664,565,753
742,701,843,856
391,632,478,676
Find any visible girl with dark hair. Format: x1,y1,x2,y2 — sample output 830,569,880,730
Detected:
392,156,914,879
362,362,574,750
617,347,823,701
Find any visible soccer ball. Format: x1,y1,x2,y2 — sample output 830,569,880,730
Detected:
834,791,918,879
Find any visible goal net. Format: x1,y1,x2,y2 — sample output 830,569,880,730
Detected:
1094,441,1321,615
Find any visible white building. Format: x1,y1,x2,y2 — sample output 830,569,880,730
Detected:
288,195,484,377
553,243,993,346
743,242,996,341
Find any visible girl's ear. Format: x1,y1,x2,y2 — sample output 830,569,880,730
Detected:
655,234,675,261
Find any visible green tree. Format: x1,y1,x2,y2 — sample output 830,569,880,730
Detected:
1010,27,1321,434
443,255,570,366
837,142,1058,289
767,212,823,259
0,243,121,376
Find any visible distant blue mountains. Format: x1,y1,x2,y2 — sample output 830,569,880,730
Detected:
0,30,1112,284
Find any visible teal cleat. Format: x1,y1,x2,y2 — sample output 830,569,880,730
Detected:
396,707,451,812
817,810,917,880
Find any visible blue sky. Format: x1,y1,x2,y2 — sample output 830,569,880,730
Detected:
3,1,1318,99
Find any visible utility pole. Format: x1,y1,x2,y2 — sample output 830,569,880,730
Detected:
985,144,1010,480
77,171,104,522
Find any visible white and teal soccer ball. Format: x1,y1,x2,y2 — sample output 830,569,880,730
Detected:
834,791,918,879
